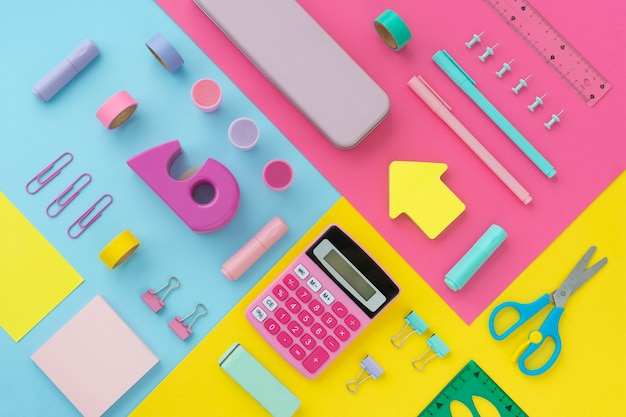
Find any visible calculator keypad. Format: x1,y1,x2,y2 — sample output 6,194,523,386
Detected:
246,260,370,378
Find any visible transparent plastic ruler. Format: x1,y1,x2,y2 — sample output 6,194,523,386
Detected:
484,0,611,106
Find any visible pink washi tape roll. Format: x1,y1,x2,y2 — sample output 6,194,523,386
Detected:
96,90,138,129
263,159,293,191
191,78,222,112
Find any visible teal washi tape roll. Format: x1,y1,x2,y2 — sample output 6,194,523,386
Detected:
373,9,412,51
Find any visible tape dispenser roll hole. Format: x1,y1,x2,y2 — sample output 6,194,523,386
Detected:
178,166,215,204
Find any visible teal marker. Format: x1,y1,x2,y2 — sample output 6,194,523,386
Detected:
433,50,556,178
445,224,507,291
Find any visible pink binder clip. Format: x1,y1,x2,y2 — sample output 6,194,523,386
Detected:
67,194,113,238
141,276,180,313
46,173,92,217
26,152,73,194
169,303,207,341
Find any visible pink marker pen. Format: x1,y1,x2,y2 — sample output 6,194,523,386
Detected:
222,217,288,281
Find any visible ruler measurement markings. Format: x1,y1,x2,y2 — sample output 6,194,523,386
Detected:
484,0,610,106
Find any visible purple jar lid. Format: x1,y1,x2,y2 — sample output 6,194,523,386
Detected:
228,117,259,150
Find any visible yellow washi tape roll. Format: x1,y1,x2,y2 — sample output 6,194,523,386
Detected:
99,230,141,269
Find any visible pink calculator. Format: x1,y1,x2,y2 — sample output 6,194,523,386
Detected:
246,225,400,378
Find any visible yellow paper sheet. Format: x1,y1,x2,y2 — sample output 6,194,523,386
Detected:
132,170,625,416
0,192,83,342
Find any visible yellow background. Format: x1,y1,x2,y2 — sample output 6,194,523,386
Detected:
133,170,626,417
0,192,83,342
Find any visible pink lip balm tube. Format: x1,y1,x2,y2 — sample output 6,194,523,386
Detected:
33,39,100,101
221,217,288,281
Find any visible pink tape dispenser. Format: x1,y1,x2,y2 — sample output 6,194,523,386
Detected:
127,140,240,233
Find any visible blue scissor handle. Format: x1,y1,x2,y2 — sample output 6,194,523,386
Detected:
489,294,551,340
518,307,564,376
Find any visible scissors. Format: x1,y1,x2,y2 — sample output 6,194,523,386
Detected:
488,246,607,376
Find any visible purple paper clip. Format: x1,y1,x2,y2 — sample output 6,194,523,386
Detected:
169,303,207,341
26,152,73,194
67,194,113,238
141,276,181,313
46,173,92,217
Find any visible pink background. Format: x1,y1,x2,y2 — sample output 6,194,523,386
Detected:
156,0,626,323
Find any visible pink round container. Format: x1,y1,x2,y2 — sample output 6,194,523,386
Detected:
191,78,222,112
263,159,293,191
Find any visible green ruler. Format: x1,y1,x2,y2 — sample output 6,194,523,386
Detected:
418,360,528,417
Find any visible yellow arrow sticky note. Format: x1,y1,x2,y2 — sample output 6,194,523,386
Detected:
0,192,83,342
388,161,465,239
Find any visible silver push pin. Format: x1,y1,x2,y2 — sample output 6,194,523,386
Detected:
412,334,450,371
465,31,485,49
495,59,515,78
544,109,565,130
528,94,547,112
390,311,429,348
512,75,532,94
478,43,498,62
346,355,384,394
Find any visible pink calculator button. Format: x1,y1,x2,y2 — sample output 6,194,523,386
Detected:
324,336,339,352
287,321,304,337
264,318,280,335
331,302,348,318
334,325,350,341
309,299,324,316
303,346,329,374
296,287,312,302
272,284,288,301
290,344,306,360
283,274,299,290
274,308,291,324
286,297,301,313
311,323,327,339
301,334,316,350
277,331,293,347
298,310,314,326
321,313,338,329
345,314,361,331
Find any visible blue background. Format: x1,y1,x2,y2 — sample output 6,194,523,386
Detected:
0,1,339,416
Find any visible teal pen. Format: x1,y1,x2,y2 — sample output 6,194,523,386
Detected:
432,50,556,178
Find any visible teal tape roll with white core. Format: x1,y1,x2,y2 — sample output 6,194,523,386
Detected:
374,9,412,51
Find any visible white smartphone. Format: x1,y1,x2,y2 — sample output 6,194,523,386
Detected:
193,0,390,149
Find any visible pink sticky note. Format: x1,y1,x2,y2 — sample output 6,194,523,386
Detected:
31,295,158,417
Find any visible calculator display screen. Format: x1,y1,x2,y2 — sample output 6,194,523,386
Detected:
309,226,398,317
323,249,376,300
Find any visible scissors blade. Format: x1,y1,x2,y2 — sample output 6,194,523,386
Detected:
552,246,608,308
